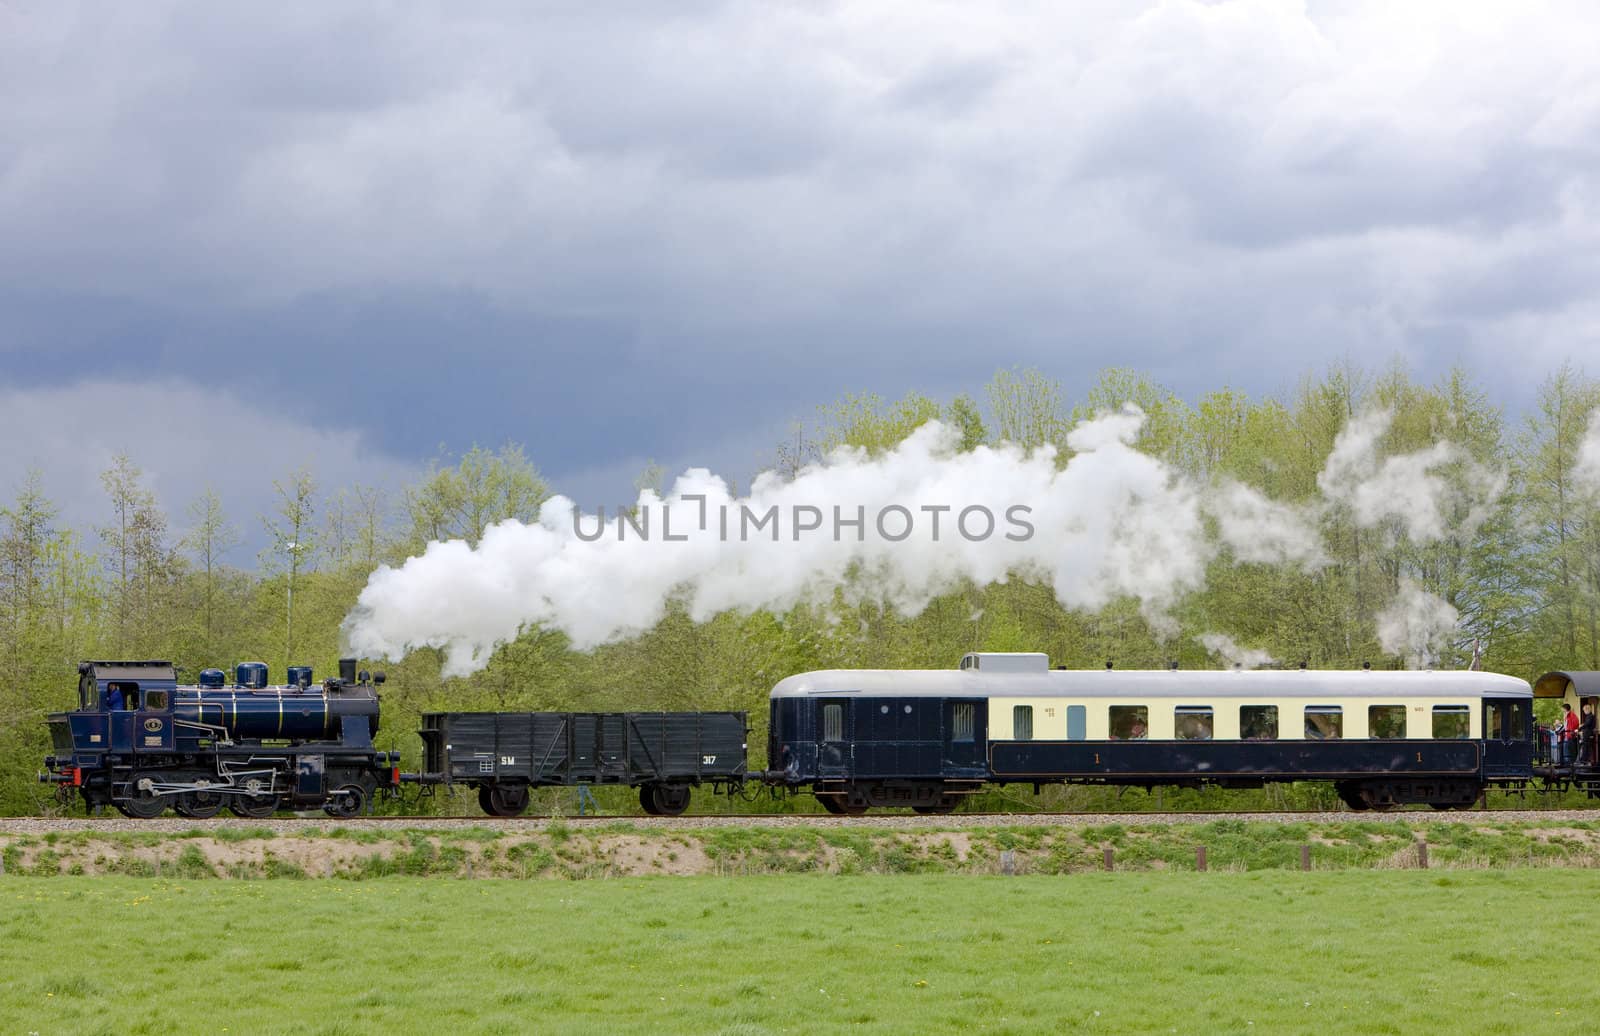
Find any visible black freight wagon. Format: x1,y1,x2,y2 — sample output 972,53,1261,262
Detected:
418,711,748,816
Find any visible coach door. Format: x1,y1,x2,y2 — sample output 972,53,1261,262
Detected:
1482,698,1532,777
816,699,852,778
943,700,986,776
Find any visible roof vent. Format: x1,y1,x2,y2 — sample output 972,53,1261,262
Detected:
958,652,1050,673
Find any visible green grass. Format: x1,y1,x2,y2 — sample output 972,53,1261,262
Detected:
1,872,1594,1034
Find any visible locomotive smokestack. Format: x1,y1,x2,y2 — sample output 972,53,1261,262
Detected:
339,658,358,684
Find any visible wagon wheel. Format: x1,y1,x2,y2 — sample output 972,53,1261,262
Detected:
815,794,846,815
493,785,531,817
323,783,369,819
118,774,167,819
648,784,691,817
480,784,531,817
175,788,224,819
639,785,662,816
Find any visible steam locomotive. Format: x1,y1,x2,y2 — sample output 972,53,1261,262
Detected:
42,659,401,818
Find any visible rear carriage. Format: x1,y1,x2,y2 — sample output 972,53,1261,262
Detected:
770,652,1536,812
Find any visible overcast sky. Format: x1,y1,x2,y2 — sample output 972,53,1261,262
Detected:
3,1,1597,562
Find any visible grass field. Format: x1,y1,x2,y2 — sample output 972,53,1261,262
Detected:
2,871,1593,1035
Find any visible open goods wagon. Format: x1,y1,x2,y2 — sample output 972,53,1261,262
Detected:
417,711,748,816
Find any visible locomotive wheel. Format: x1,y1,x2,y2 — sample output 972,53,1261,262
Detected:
175,790,224,819
229,795,279,818
118,774,166,819
324,783,369,818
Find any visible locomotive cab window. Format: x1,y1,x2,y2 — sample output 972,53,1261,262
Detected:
1174,706,1213,740
1013,705,1034,741
1369,705,1407,739
1240,705,1277,740
822,704,844,743
1432,705,1471,740
1304,707,1342,740
952,703,975,742
143,690,168,710
1109,705,1148,740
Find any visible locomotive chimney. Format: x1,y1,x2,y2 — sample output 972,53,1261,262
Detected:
339,658,358,684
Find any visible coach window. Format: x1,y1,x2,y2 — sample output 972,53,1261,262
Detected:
1304,706,1342,740
1013,705,1034,741
1369,705,1407,739
1433,705,1471,739
952,703,975,742
822,704,844,743
1174,706,1213,740
1067,705,1087,741
1240,705,1278,740
1108,705,1148,740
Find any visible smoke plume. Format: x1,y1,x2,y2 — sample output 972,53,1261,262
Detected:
344,407,1496,676
1376,578,1460,669
1196,633,1276,670
1577,414,1600,499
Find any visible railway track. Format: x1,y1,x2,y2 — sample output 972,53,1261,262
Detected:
3,807,1597,835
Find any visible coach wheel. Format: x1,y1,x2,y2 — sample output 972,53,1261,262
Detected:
324,783,369,819
118,774,166,819
646,783,691,817
1335,783,1369,812
175,789,224,819
230,795,279,818
912,796,960,816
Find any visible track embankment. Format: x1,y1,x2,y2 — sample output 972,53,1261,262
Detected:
4,810,1600,879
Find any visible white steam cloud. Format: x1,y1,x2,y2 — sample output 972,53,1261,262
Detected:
345,407,1497,676
1377,578,1461,669
1317,410,1506,542
1196,633,1276,670
1577,415,1600,499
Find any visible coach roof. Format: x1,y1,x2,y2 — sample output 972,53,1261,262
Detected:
769,667,1532,700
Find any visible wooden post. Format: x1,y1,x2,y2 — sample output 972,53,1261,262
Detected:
1000,850,1016,876
1417,841,1429,869
1196,846,1207,872
1103,847,1114,871
1300,844,1311,871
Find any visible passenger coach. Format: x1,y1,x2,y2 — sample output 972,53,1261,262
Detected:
768,652,1535,813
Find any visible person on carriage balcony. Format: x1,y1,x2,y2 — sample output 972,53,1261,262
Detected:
1579,703,1597,770
1563,703,1580,764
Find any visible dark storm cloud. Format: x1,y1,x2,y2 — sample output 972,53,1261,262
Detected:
2,0,1599,538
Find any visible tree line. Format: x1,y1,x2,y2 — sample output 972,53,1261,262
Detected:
2,361,1598,813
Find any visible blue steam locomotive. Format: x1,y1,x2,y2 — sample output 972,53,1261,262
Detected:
42,659,400,818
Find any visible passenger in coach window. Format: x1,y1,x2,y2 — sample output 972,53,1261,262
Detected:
1128,717,1147,739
